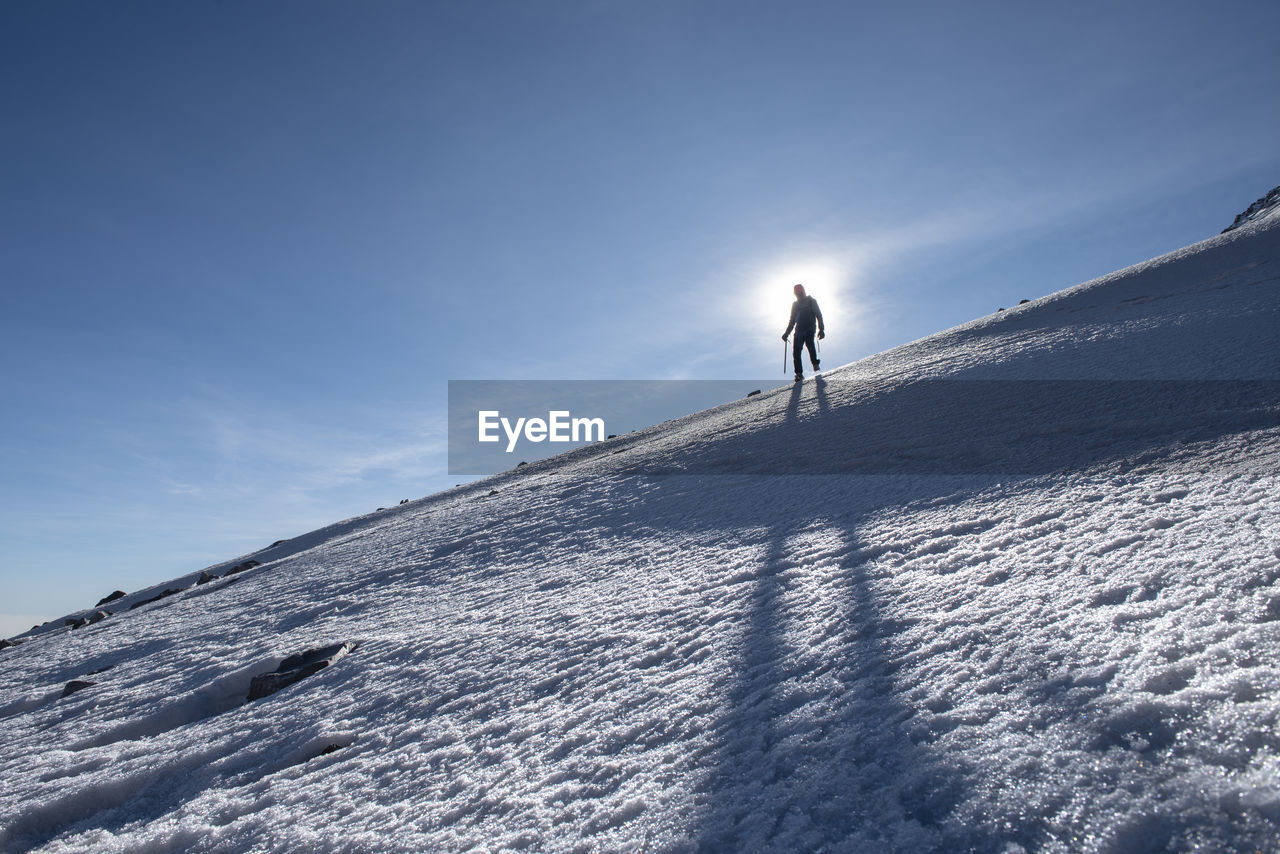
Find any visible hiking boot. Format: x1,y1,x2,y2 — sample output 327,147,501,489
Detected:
794,372,803,382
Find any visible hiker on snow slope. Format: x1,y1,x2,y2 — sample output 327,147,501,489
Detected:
782,283,825,382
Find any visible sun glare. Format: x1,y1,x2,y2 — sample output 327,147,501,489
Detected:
753,259,852,334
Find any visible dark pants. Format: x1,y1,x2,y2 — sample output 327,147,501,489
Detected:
793,330,818,373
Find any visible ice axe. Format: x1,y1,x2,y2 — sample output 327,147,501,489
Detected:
782,336,789,375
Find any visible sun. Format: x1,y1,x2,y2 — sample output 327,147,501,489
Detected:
752,259,848,332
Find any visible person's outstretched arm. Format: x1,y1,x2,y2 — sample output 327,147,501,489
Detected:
813,299,825,337
782,302,798,339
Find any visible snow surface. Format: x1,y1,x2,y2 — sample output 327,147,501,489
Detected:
1,210,1279,852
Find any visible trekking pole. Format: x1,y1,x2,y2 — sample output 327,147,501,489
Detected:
782,337,788,375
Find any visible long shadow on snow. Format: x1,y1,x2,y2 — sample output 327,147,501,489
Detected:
665,381,1001,850
690,486,977,850
641,377,1280,850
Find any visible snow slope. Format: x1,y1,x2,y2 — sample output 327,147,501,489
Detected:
1,205,1278,853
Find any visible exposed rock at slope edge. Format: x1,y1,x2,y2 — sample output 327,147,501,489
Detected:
1223,184,1280,232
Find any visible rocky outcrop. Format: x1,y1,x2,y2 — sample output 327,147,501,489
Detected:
247,642,357,702
225,559,262,576
1223,185,1280,233
61,680,96,698
66,611,113,629
129,588,184,610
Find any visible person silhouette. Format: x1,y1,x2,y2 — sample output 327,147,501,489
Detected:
781,284,825,382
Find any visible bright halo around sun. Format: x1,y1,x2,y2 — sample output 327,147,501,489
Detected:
753,258,850,334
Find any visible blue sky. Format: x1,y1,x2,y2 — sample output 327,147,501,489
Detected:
2,0,1277,633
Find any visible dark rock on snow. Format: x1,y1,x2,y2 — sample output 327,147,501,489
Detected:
225,559,262,576
1223,185,1280,233
65,611,108,630
198,571,219,585
96,590,127,607
747,389,762,397
129,588,184,610
61,680,96,698
247,642,357,702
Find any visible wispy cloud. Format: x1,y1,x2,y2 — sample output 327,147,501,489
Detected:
677,155,1263,379
0,389,458,619
173,390,450,501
